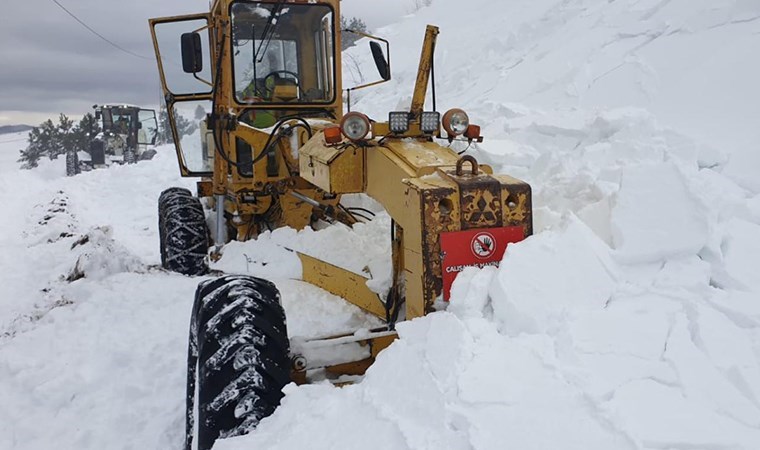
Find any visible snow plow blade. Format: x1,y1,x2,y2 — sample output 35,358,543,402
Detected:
298,252,388,319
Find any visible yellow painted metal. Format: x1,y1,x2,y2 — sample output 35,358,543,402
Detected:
298,252,387,319
410,25,440,117
291,332,398,384
196,180,213,198
298,132,366,193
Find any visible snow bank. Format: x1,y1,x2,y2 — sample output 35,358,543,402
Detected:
345,0,760,189
221,215,760,450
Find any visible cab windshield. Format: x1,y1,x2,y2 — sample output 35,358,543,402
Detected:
231,2,335,105
110,110,133,132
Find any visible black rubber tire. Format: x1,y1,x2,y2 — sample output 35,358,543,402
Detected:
65,150,79,177
158,188,193,266
158,188,209,275
186,275,290,450
124,146,137,164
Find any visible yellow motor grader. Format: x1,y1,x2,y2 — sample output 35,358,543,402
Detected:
65,104,158,177
150,1,532,449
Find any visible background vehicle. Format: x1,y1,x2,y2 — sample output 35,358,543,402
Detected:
150,2,533,449
65,104,158,176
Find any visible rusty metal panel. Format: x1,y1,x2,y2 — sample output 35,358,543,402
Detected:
402,176,460,317
196,180,213,198
418,184,460,311
453,174,503,230
494,174,534,237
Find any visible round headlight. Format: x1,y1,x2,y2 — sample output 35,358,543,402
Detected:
442,108,470,136
340,112,371,142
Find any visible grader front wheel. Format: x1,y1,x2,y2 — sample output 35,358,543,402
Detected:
187,275,291,450
158,187,209,275
123,146,137,164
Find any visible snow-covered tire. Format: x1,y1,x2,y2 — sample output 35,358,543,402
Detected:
186,275,290,450
65,151,79,177
158,188,208,275
158,188,193,266
124,146,137,164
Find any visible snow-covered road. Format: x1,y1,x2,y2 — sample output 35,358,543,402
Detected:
0,145,379,449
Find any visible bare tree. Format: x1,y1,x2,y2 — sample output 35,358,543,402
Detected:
340,15,369,50
410,0,433,13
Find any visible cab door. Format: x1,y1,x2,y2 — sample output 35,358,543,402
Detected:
150,13,214,176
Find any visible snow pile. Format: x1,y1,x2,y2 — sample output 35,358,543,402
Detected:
65,226,146,282
220,214,760,450
215,209,392,295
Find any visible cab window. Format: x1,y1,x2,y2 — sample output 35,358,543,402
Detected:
231,2,335,104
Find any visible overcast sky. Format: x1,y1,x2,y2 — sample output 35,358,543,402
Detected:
0,0,415,126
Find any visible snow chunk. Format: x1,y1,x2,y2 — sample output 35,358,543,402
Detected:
448,266,498,320
361,315,473,450
489,216,618,335
611,163,709,263
568,297,672,360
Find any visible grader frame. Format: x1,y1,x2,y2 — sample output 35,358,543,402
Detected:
150,0,532,447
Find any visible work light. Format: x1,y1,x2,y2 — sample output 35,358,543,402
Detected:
341,112,371,142
388,112,410,134
442,109,470,137
420,112,440,134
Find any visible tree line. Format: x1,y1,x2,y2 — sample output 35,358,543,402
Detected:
17,114,101,169
17,109,196,169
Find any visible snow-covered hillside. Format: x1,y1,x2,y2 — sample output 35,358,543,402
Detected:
1,0,759,450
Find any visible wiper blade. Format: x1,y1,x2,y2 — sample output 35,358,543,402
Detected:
254,0,285,63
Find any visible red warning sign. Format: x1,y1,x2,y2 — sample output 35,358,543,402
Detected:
440,226,526,301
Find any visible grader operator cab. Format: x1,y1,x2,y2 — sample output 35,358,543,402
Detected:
150,1,533,449
65,104,159,177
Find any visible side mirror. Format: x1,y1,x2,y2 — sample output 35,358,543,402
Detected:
370,41,390,81
181,32,203,74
